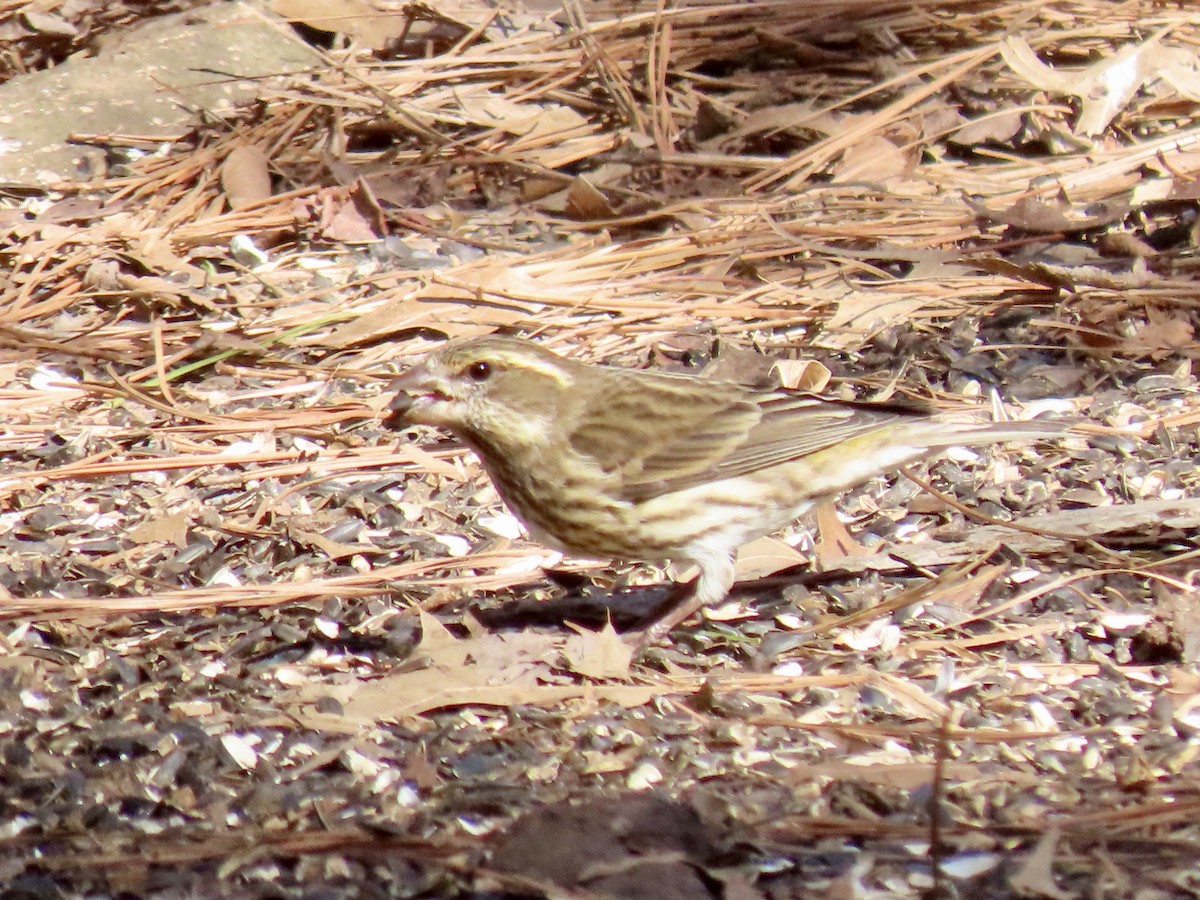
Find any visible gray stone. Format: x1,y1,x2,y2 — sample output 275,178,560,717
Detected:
0,1,320,185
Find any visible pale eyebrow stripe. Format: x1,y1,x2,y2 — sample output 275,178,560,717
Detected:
495,353,572,385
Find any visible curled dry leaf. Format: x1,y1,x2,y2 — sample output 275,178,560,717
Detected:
772,357,831,392
220,144,272,211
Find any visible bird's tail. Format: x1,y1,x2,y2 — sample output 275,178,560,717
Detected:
918,416,1075,449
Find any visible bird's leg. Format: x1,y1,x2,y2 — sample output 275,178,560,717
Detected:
631,580,704,648
629,553,736,648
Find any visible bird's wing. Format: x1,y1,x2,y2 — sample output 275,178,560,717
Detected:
564,371,760,495
709,392,925,479
565,371,926,502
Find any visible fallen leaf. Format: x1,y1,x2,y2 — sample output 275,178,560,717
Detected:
1001,30,1181,136
772,357,830,392
818,289,931,349
286,525,379,561
815,502,874,567
23,10,80,37
1130,308,1195,356
1008,829,1073,900
129,512,189,548
309,181,386,243
458,92,588,140
734,535,808,580
283,611,656,725
949,109,1024,147
270,0,411,47
563,621,632,679
325,293,528,347
966,194,1128,234
220,144,272,211
564,176,615,220
832,134,913,183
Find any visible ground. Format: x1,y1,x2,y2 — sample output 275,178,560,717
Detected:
0,1,1198,897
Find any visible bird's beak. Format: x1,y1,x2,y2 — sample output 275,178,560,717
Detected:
386,368,423,417
386,389,414,424
385,362,447,428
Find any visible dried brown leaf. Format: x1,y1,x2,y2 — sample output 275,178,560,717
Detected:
832,134,912,183
967,195,1129,233
564,177,616,220
771,357,831,392
733,535,808,581
949,110,1024,147
220,144,272,212
308,182,385,244
286,525,378,561
1131,308,1195,356
270,0,410,47
562,621,633,679
814,502,873,567
458,93,588,141
284,611,655,725
129,512,189,548
1008,829,1073,900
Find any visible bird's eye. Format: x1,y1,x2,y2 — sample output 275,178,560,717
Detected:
466,361,492,382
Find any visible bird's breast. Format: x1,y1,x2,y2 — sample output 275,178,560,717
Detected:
469,441,672,560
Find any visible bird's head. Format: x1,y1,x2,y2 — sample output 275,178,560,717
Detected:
387,336,581,446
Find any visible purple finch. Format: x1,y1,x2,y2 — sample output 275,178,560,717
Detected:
389,336,1057,644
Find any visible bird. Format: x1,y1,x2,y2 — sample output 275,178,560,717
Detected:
387,335,1060,645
